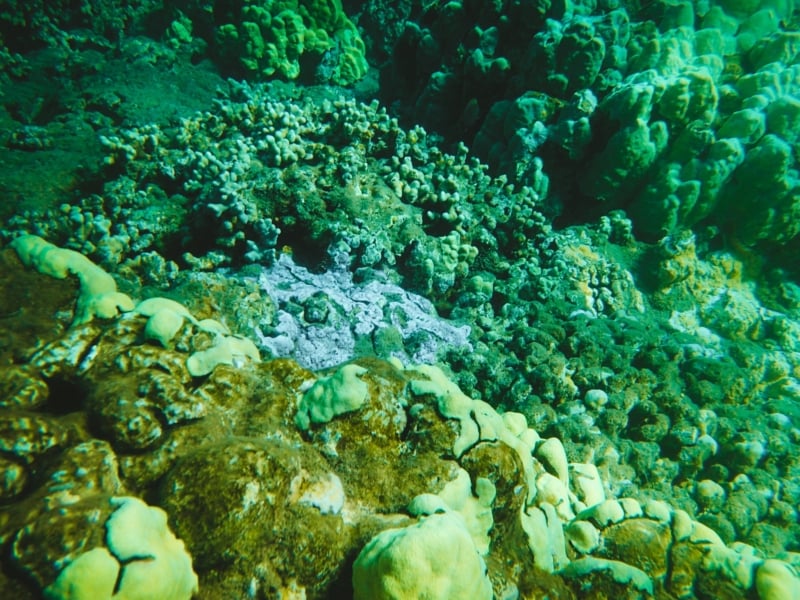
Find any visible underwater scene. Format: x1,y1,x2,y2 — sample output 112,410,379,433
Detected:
1,1,800,598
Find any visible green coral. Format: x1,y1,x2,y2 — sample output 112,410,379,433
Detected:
352,512,493,600
215,0,367,85
0,0,160,51
295,363,368,429
10,235,135,325
43,496,198,600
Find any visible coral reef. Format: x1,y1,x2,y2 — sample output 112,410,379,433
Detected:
2,62,800,596
2,1,800,598
377,0,800,251
2,243,800,599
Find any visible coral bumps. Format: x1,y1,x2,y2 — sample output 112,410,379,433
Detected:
3,238,800,599
380,0,800,247
214,0,368,84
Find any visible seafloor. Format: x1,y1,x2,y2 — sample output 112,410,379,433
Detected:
1,1,800,599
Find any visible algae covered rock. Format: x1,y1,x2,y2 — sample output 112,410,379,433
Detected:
157,436,350,596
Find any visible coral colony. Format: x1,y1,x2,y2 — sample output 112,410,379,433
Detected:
1,1,800,598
